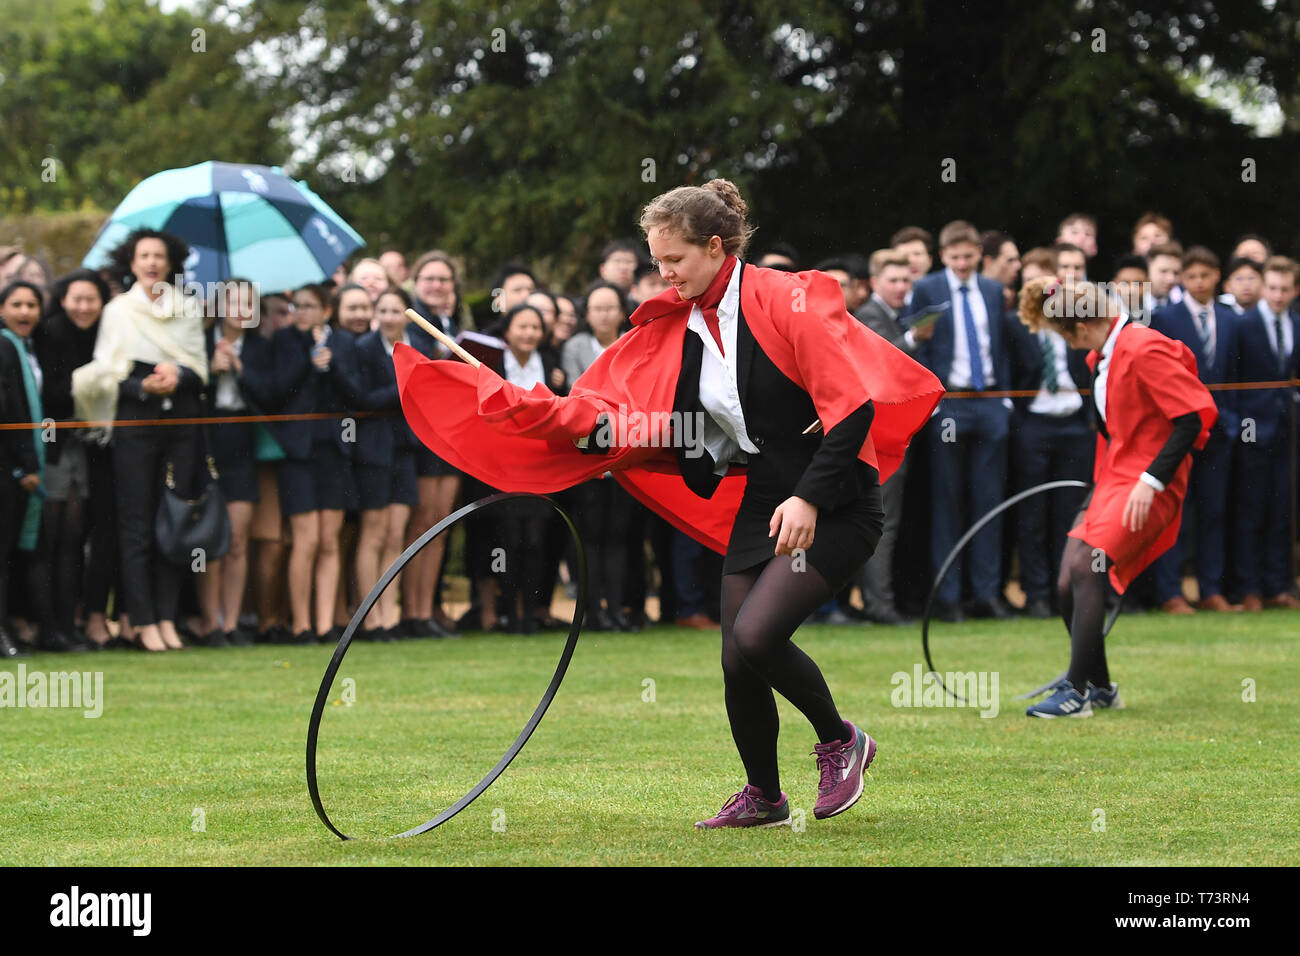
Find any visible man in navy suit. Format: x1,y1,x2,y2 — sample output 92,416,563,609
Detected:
1150,246,1243,613
907,220,1014,621
1233,256,1300,609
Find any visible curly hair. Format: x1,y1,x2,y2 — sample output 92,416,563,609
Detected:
106,229,191,289
638,179,756,257
1018,275,1119,336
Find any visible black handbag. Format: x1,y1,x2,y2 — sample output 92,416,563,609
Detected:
155,453,232,567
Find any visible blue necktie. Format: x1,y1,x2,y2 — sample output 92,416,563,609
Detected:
1196,308,1214,366
959,285,986,391
1274,312,1288,376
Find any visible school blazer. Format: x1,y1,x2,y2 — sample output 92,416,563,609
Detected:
353,330,418,467
663,272,874,511
1151,300,1241,439
906,271,1012,391
0,335,40,477
269,326,355,460
1234,306,1298,447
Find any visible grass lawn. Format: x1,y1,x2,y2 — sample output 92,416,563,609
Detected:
1,611,1296,866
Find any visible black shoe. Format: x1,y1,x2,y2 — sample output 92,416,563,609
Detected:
1023,597,1053,619
227,627,253,647
609,610,638,633
35,629,79,652
290,629,318,645
319,625,344,645
381,626,401,642
867,606,912,626
934,601,964,623
200,629,232,649
259,625,290,645
968,598,1014,621
420,617,454,638
0,628,28,658
588,608,616,632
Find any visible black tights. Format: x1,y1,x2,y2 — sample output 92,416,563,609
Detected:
720,557,847,802
1057,516,1111,691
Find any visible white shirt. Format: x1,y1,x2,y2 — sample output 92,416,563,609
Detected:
213,334,246,410
1028,329,1083,417
944,268,994,389
381,331,411,359
504,348,545,390
688,262,759,476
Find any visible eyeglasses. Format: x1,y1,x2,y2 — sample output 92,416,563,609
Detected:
417,275,454,284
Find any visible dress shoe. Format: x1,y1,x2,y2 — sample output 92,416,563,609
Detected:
587,608,616,632
0,628,28,659
259,625,290,645
609,610,638,633
227,627,254,647
934,602,964,623
1161,596,1195,615
675,613,720,630
1265,592,1300,609
1240,594,1264,612
1023,597,1053,619
199,629,231,649
867,606,912,626
1196,595,1242,612
35,629,80,652
290,629,319,645
967,598,1014,621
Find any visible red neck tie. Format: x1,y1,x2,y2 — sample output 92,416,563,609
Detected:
689,256,737,355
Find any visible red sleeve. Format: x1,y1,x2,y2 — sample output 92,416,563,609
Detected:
1131,330,1218,449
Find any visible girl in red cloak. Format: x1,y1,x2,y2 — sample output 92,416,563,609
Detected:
396,180,944,826
1018,277,1217,718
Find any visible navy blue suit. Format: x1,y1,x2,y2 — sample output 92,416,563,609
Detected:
1232,305,1297,597
907,270,1013,605
1149,299,1242,601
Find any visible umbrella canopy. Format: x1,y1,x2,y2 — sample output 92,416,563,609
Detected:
83,161,365,292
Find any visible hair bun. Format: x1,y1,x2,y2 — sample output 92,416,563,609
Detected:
702,179,747,220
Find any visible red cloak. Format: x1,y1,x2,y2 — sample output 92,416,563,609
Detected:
395,262,944,554
1069,318,1217,593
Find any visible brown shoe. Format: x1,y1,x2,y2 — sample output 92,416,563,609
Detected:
1161,596,1195,615
1196,594,1242,612
1241,593,1264,612
675,613,720,630
1264,593,1300,609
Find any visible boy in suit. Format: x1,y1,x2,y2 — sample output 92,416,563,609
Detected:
980,231,1021,311
1112,254,1151,323
852,249,928,624
1220,257,1263,315
1054,242,1087,282
1151,246,1243,612
908,220,1015,621
1056,213,1098,260
1233,256,1300,609
1146,242,1185,311
891,226,935,309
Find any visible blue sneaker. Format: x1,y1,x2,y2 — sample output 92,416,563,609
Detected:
1026,680,1092,718
1087,682,1125,710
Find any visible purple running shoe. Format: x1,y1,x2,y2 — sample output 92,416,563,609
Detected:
694,784,791,829
812,720,876,820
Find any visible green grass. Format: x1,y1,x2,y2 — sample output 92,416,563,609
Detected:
1,612,1296,866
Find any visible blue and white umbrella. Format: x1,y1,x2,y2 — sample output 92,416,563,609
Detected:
83,161,365,291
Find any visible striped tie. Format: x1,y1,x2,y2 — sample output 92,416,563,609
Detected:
1197,308,1214,365
1040,333,1058,394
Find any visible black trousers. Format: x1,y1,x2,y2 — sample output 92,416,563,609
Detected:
0,476,26,623
113,395,202,627
83,442,124,617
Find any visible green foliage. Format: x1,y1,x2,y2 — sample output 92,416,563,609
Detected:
0,0,286,217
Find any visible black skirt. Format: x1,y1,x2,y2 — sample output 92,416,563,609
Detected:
722,470,885,593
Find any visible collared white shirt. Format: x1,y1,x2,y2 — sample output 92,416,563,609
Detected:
1094,313,1130,426
213,334,246,410
944,268,994,389
1257,301,1294,365
504,347,545,390
688,262,759,476
1028,329,1083,417
381,330,410,359
870,292,899,323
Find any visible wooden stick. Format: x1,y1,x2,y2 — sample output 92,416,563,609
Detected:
404,308,481,368
802,420,822,435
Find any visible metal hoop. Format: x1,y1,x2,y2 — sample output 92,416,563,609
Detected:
919,479,1123,703
306,491,587,840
